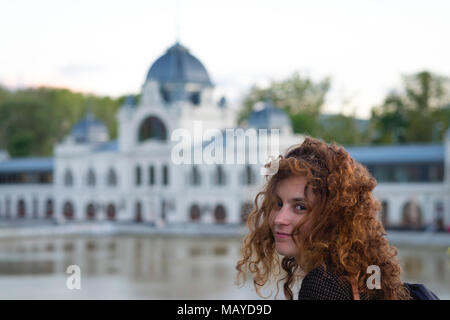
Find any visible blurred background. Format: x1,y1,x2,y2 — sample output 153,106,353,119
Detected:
0,0,449,299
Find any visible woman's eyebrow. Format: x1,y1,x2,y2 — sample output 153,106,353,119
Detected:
274,194,305,202
275,194,306,202
290,197,305,202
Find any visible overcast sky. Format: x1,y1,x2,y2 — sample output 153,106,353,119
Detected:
1,0,449,119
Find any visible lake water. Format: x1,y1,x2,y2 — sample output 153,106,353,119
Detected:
0,235,448,299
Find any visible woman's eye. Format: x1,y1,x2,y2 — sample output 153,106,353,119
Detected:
295,204,306,212
277,201,283,208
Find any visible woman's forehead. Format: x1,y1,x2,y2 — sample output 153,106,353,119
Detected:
276,176,308,197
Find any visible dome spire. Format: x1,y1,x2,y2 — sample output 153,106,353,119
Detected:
175,0,181,44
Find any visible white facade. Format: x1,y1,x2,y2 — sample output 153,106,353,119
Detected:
0,42,449,230
40,42,303,225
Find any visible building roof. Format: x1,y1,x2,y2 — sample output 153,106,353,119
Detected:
248,101,291,130
0,145,444,174
346,144,444,164
146,42,212,86
0,157,53,173
70,113,109,144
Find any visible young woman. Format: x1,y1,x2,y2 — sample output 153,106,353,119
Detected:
235,137,412,300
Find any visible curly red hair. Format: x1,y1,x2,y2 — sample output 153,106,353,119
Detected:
235,136,412,300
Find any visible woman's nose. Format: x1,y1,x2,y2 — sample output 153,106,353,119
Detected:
274,206,290,226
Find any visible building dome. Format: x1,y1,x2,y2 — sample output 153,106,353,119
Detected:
146,42,212,86
248,101,292,132
70,113,109,144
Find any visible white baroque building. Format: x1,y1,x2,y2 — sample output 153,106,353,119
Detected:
0,42,449,231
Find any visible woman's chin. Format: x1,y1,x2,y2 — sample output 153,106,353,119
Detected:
275,243,299,257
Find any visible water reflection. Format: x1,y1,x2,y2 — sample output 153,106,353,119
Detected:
0,236,447,299
396,245,450,298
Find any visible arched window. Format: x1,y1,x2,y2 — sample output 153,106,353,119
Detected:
86,203,96,220
435,201,445,232
402,200,423,229
135,202,142,222
135,165,141,186
214,204,226,224
107,168,117,186
87,169,96,187
63,201,75,220
148,165,155,186
17,199,26,219
215,165,226,186
138,116,167,142
191,166,201,186
189,204,201,222
64,169,74,187
159,85,171,103
162,164,169,186
190,91,201,105
106,204,116,221
45,199,54,219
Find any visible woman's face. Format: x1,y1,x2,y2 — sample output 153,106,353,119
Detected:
270,175,315,258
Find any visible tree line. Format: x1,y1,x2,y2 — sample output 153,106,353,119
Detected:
0,87,132,157
239,70,450,146
0,69,449,157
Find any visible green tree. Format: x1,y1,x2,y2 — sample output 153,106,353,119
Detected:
238,72,372,145
370,92,409,144
0,85,10,103
0,99,55,156
319,113,369,146
238,71,331,134
370,70,450,144
0,86,128,157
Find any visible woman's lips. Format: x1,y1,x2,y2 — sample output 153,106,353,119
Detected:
274,232,292,239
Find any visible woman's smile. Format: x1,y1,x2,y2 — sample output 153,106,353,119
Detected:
274,231,292,240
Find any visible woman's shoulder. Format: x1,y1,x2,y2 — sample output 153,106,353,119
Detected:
298,264,354,300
